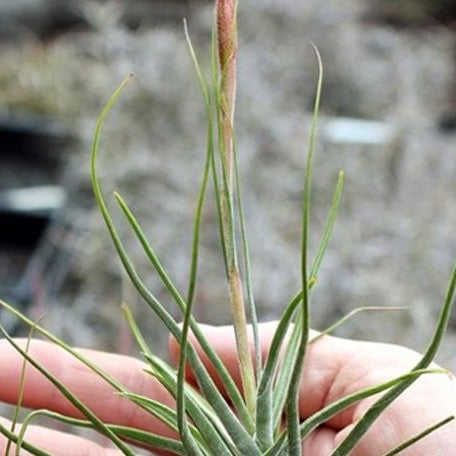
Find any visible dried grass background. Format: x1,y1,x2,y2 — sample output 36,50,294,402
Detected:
1,0,455,370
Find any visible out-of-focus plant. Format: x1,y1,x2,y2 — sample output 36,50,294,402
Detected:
1,1,456,455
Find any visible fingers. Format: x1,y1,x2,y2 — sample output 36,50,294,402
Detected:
168,322,313,391
169,322,356,418
168,322,453,428
0,417,119,456
0,339,176,439
3,327,455,456
332,376,456,455
302,426,337,455
169,322,282,393
169,322,348,418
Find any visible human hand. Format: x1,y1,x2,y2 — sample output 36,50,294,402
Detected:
172,323,456,455
1,322,455,455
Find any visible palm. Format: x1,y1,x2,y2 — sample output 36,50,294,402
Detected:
1,323,455,455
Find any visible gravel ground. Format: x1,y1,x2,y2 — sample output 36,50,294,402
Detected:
1,0,455,372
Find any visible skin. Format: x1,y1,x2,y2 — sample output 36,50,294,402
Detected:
0,322,455,455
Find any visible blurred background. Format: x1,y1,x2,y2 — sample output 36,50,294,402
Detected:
0,0,455,373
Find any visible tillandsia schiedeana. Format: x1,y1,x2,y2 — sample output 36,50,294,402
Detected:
1,0,456,455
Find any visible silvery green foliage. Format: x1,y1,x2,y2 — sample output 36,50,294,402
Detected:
1,2,455,455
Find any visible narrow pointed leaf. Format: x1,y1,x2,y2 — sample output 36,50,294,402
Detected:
309,306,407,344
286,44,323,456
6,318,38,456
331,260,456,455
90,76,254,440
143,358,236,456
0,423,52,456
381,415,455,456
17,409,186,456
264,368,447,456
309,169,344,282
122,303,232,455
0,324,135,456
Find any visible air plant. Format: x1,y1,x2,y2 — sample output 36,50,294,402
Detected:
1,0,456,455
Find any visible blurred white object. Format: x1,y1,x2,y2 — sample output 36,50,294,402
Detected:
0,185,67,213
321,116,396,145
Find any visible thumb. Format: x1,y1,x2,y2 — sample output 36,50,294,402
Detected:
168,321,344,420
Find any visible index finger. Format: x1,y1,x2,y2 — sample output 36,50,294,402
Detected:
0,338,176,440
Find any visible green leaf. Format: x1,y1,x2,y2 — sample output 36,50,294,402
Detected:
331,259,456,455
115,192,250,429
143,354,238,455
257,170,343,445
0,422,53,456
381,415,455,456
122,303,232,455
309,306,407,344
117,393,206,452
0,323,136,456
176,44,212,445
187,21,255,431
256,291,301,448
309,169,344,282
17,409,186,456
279,308,303,433
0,300,185,454
90,75,257,446
264,368,447,456
286,44,323,456
114,195,204,456
261,132,342,443
5,317,39,456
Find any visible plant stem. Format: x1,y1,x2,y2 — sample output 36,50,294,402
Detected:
216,0,257,420
228,266,257,417
217,0,237,188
